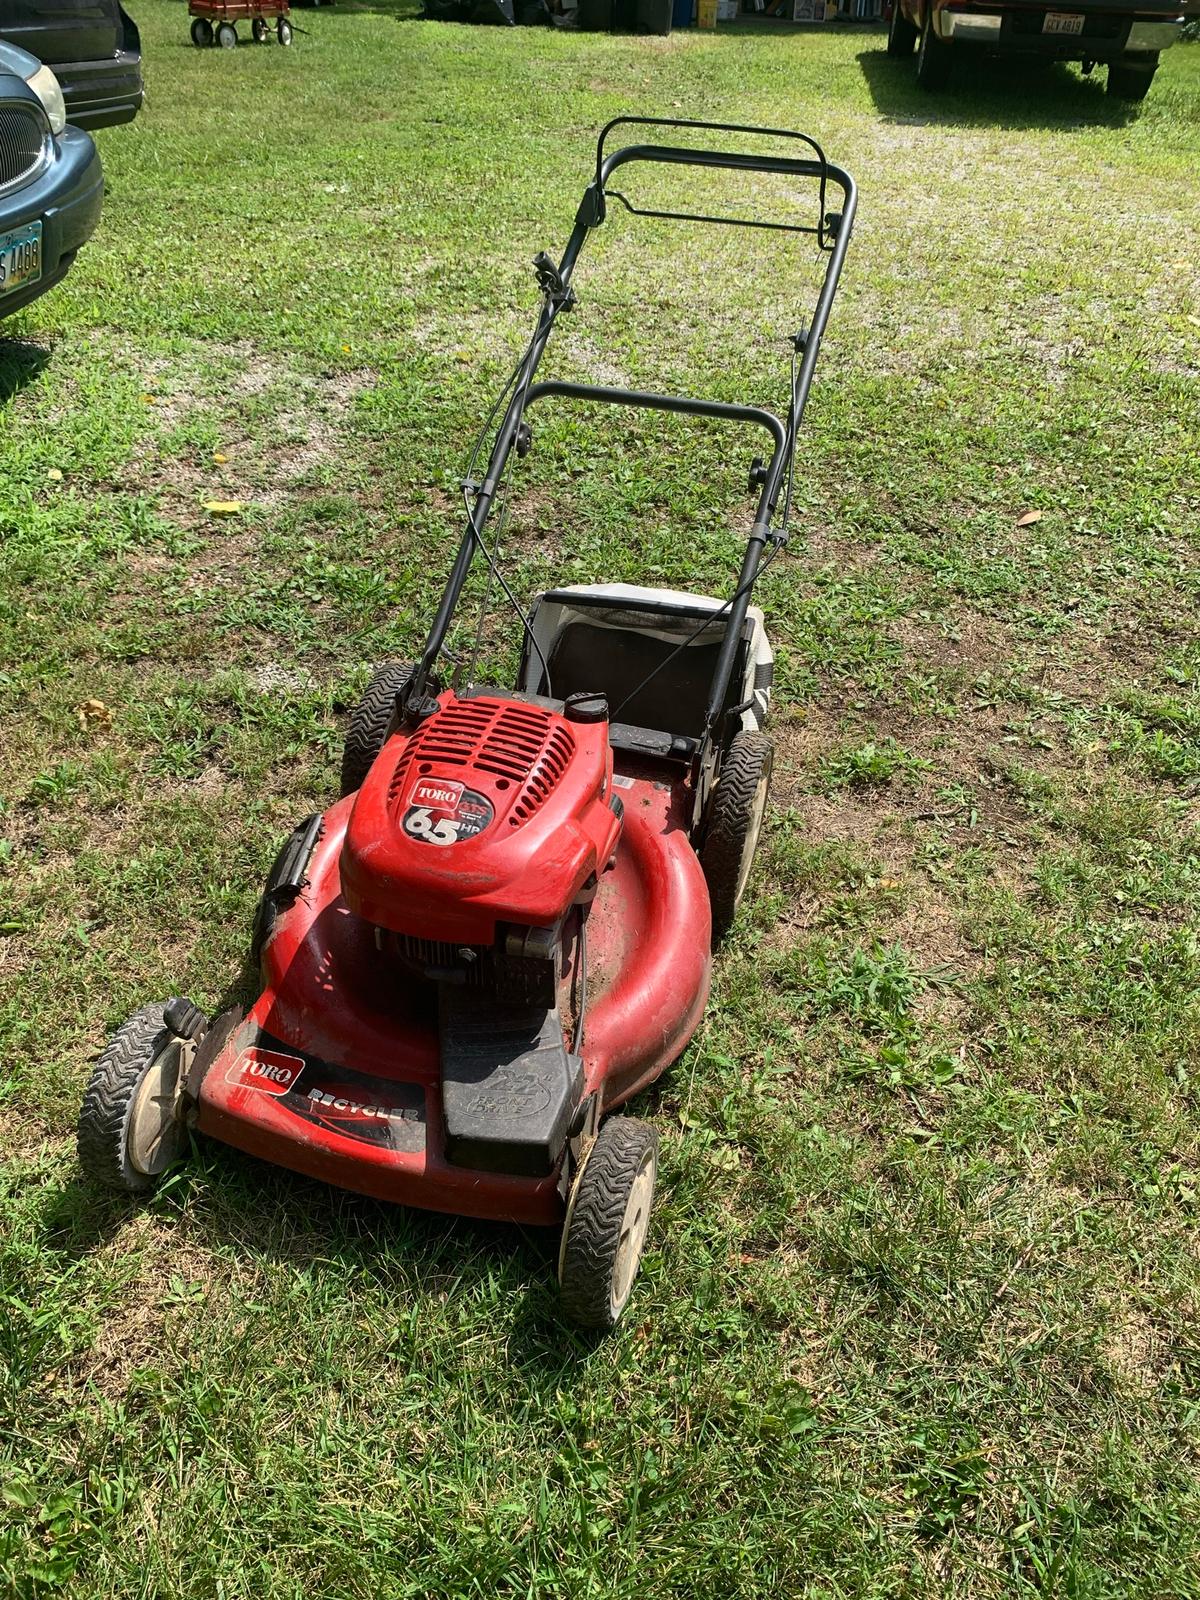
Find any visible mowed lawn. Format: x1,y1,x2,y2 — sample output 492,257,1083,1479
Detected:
2,5,1200,1594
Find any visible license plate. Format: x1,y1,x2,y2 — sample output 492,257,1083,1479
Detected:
1043,11,1085,32
0,221,42,298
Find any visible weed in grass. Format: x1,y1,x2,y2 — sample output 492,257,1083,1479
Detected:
821,737,933,789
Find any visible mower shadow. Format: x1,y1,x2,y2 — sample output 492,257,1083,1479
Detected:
33,1174,154,1262
857,47,1141,129
0,337,51,403
187,1140,609,1366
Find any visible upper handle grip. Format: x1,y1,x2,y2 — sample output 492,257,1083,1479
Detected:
587,117,850,247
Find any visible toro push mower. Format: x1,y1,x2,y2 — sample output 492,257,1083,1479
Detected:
78,119,856,1328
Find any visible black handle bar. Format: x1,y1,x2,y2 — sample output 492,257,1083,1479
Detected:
584,116,849,245
409,123,856,754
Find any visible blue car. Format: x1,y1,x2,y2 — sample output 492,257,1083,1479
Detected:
0,40,103,320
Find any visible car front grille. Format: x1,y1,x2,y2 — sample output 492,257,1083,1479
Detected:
0,101,49,195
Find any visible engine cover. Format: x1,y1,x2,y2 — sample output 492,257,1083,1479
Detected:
339,691,621,945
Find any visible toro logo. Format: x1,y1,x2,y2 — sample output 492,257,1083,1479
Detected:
411,778,464,810
402,777,494,847
225,1046,305,1096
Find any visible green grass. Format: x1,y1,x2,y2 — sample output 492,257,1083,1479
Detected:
3,7,1200,1595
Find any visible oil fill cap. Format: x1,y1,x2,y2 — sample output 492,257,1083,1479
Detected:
563,691,608,724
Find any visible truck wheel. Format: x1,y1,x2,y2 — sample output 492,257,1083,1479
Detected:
559,1118,658,1330
915,3,952,88
78,1004,202,1193
887,0,917,56
340,662,412,796
699,730,774,943
1107,54,1158,100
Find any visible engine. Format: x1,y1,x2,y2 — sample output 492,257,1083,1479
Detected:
339,688,622,955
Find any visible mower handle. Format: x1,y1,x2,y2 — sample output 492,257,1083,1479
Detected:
408,122,856,760
583,116,851,246
521,380,786,456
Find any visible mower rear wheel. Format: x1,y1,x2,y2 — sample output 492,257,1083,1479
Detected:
699,730,774,942
559,1118,658,1330
78,1004,202,1193
340,661,412,796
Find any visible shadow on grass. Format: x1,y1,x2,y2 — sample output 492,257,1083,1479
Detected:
0,338,50,403
858,46,1141,129
188,1138,610,1367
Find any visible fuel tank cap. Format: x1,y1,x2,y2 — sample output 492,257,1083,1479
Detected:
563,691,608,724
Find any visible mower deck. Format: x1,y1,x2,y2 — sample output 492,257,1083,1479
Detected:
194,758,710,1225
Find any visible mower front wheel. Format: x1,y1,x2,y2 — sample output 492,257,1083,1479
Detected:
78,1004,204,1193
340,661,412,796
559,1118,658,1330
700,730,774,942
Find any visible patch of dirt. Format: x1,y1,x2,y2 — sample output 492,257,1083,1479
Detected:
119,345,375,527
1101,1303,1170,1399
60,1219,237,1403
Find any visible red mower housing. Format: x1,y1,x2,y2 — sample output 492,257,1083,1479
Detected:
340,690,622,946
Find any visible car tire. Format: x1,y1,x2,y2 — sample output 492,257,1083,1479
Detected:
915,2,952,88
699,730,774,943
1107,53,1158,100
216,20,238,45
190,16,214,44
887,0,918,56
558,1118,658,1330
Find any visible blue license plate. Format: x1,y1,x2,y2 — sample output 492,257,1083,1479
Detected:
0,221,43,297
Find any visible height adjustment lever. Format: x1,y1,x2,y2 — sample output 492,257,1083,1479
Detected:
533,252,576,310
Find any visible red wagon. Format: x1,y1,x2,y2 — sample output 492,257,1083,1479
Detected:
189,0,294,48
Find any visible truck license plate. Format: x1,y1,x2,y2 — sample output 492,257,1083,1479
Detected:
1043,11,1085,32
0,221,42,298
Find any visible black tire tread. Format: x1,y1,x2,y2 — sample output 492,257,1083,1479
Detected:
339,662,410,797
699,730,774,943
78,1005,173,1194
886,0,917,55
915,2,951,88
1107,55,1157,99
559,1117,658,1330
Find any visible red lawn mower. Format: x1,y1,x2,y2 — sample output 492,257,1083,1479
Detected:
78,120,856,1328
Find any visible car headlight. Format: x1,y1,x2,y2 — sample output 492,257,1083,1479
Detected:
24,63,66,137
